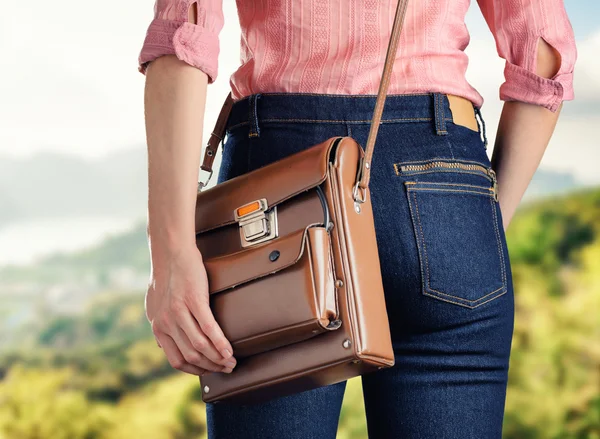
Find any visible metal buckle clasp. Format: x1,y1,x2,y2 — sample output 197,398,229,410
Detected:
234,198,278,248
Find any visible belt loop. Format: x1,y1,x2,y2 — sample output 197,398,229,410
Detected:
432,93,448,136
474,106,488,149
248,93,262,138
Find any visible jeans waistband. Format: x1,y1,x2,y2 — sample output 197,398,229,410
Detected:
224,92,486,145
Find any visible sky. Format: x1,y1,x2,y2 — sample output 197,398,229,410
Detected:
0,0,599,183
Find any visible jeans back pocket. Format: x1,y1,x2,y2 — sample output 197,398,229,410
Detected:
397,159,507,309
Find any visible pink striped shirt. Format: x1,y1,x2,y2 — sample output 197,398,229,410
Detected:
138,0,577,112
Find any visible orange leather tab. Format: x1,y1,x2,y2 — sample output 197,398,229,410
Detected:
237,200,262,217
447,94,479,132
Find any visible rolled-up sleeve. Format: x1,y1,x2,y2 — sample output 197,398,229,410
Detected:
138,0,224,83
476,0,577,112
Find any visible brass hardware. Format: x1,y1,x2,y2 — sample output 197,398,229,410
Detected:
352,359,361,364
487,168,499,202
342,339,352,349
234,199,278,248
335,280,344,288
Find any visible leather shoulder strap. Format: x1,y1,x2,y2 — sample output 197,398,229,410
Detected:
200,0,410,194
355,0,409,200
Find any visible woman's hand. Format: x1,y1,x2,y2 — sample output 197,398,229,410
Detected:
146,243,237,376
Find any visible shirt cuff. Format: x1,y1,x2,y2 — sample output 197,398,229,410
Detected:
138,18,219,83
499,61,574,112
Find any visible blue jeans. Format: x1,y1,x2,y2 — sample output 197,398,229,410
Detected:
207,92,515,439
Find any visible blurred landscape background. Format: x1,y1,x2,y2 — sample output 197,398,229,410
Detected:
1,0,599,438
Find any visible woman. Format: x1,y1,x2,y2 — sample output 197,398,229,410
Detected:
138,1,577,437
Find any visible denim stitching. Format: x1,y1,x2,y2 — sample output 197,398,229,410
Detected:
406,181,494,191
406,183,507,308
247,94,261,138
396,169,493,181
247,95,254,138
227,117,436,133
232,92,434,104
491,196,507,288
394,157,491,166
407,187,493,197
439,94,448,134
227,116,455,133
436,93,448,135
423,289,507,309
433,93,440,134
406,190,427,304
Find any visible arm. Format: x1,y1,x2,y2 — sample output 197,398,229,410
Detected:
140,0,235,376
476,0,578,230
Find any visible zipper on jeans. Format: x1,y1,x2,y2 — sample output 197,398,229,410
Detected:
398,161,498,202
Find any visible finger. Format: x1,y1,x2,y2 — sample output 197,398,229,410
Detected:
186,295,235,361
156,332,207,376
178,309,237,368
173,325,229,372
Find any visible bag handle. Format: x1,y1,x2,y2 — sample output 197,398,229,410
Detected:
199,0,410,193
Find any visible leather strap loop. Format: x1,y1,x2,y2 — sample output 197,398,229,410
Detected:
200,92,235,175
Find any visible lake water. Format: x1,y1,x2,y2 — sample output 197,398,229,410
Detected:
0,216,140,267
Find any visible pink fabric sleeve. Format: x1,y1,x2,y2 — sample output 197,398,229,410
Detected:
138,0,224,83
476,0,577,112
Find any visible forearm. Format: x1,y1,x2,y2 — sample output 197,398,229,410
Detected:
491,100,561,230
490,38,564,230
144,55,209,262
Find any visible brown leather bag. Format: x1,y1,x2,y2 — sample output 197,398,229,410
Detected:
195,0,410,404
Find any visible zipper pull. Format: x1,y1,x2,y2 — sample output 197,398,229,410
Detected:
487,168,499,201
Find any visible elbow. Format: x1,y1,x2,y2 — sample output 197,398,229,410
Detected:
536,37,562,79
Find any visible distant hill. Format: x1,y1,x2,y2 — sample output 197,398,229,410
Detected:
0,147,587,228
522,168,585,201
0,218,149,286
0,148,148,227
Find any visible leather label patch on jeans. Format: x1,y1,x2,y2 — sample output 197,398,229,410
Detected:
447,95,479,132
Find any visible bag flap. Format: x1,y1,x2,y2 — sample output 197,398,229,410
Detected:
204,225,318,295
195,137,341,234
